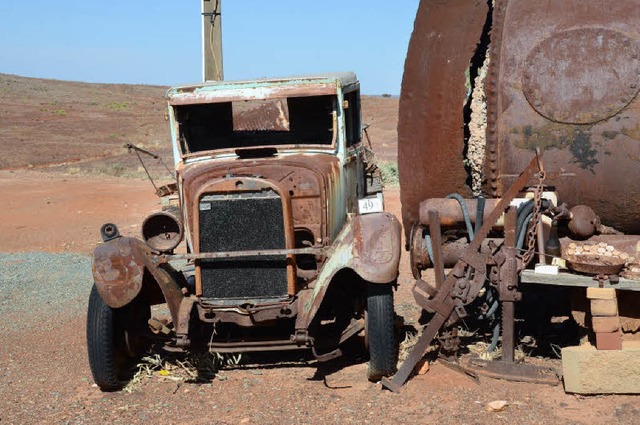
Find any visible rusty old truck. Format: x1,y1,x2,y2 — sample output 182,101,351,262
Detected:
87,72,402,391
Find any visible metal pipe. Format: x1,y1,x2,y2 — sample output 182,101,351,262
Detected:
419,198,502,227
474,196,485,236
536,218,546,264
162,246,324,261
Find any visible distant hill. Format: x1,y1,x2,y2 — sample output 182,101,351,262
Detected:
0,74,397,177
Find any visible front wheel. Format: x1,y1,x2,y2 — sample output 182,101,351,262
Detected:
86,285,149,391
365,283,397,381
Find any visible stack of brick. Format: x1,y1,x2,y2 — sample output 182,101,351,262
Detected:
587,287,622,350
562,287,639,393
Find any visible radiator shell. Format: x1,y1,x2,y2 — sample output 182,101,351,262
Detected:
198,190,288,300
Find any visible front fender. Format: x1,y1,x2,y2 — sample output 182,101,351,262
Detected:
92,237,148,308
92,236,184,324
296,212,401,329
346,212,402,283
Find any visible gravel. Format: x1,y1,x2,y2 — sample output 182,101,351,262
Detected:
0,252,92,329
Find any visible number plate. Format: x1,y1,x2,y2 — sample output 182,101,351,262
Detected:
358,194,384,215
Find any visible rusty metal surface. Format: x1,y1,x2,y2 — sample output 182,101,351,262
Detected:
196,298,298,327
92,237,146,308
350,212,402,282
522,28,640,125
409,224,428,279
462,358,560,386
179,155,343,299
207,340,305,353
398,0,488,239
419,198,502,228
566,256,626,276
180,155,341,250
484,0,508,195
165,247,324,261
412,234,505,276
486,0,640,233
500,207,518,363
154,72,401,358
166,73,358,106
567,205,599,239
93,236,185,326
297,212,401,332
429,211,445,288
141,209,184,252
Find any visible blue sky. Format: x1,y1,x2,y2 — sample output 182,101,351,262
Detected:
0,1,419,94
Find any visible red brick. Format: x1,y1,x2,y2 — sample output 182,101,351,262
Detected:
595,331,622,350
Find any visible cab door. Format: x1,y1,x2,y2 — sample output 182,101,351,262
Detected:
343,89,365,214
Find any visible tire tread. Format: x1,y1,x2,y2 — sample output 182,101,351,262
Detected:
86,285,123,391
366,283,396,381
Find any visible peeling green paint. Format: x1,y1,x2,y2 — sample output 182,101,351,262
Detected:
513,123,581,150
569,130,599,173
513,123,600,172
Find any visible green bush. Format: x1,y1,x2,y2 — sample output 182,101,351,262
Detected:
379,161,399,186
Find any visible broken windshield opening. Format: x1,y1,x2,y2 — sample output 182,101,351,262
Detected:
175,94,336,154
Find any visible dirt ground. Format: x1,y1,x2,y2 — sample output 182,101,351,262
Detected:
1,75,638,424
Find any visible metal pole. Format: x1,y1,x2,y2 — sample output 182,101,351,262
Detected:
202,0,223,81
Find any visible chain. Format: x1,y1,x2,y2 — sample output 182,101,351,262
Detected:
521,170,546,265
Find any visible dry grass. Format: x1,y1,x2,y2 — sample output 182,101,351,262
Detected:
466,341,527,362
124,351,242,393
397,326,439,365
397,325,528,371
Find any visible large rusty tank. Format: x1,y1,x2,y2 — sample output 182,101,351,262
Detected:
399,0,640,236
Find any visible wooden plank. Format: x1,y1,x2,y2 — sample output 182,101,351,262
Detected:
521,270,640,292
203,0,223,81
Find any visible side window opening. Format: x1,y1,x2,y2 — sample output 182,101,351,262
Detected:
344,89,362,148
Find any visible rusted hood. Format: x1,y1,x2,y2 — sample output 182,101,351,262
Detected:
180,154,342,245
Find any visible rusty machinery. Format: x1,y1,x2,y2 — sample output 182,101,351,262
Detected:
384,0,640,390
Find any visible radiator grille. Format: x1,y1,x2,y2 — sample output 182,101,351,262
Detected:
198,190,288,299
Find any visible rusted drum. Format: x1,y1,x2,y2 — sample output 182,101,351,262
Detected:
397,0,487,239
486,0,640,233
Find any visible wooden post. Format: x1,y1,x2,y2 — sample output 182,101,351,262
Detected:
202,0,223,81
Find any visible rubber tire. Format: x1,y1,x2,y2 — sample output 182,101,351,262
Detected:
366,283,397,381
86,285,145,391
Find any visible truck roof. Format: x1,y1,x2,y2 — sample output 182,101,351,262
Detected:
166,72,358,106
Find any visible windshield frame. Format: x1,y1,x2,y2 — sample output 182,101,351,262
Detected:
171,92,340,160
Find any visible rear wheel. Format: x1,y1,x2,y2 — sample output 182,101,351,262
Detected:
86,285,150,391
365,283,397,381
